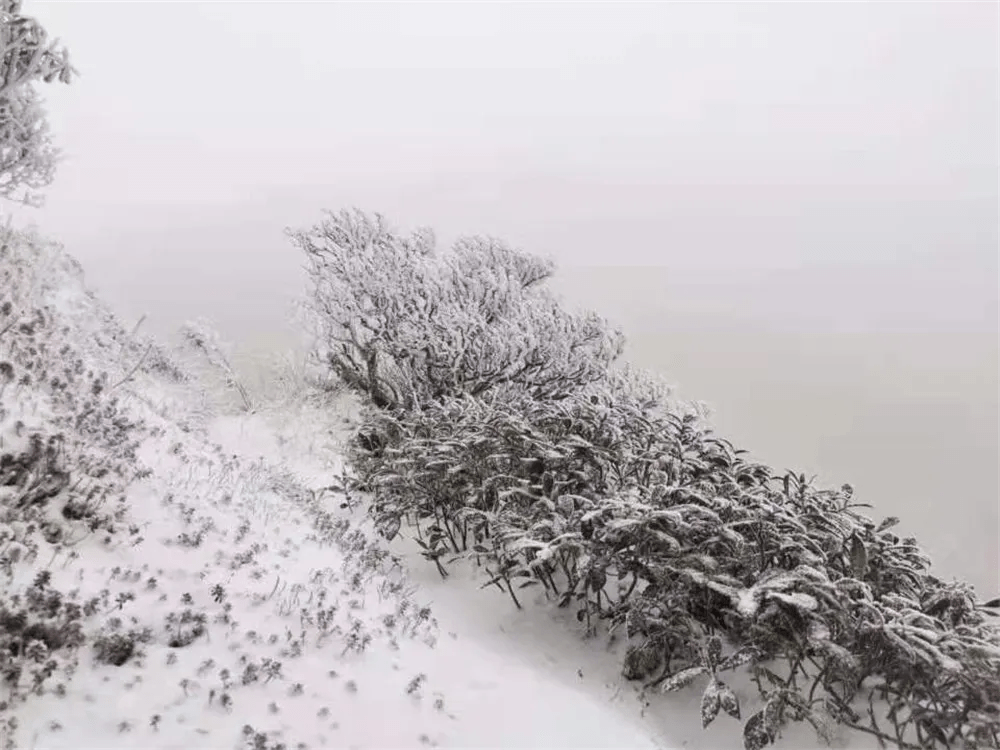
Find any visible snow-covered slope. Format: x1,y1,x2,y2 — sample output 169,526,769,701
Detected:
0,228,938,750
0,228,667,749
9,401,664,749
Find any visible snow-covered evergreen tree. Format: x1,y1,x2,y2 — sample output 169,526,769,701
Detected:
0,0,75,206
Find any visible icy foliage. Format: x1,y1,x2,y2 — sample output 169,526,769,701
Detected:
288,208,625,410
324,211,1000,750
351,378,1000,748
0,0,75,207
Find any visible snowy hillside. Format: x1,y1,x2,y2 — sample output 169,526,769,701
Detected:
0,229,664,749
0,2,996,748
2,227,998,750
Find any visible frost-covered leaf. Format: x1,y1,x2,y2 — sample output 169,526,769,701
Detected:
753,569,802,593
807,619,831,642
743,710,774,750
705,635,723,668
795,702,838,745
660,665,706,693
718,647,758,672
718,681,741,720
701,679,722,728
812,640,859,675
767,591,818,612
375,514,401,541
900,633,963,672
624,609,646,640
556,495,576,516
848,533,868,578
791,564,830,584
876,516,900,533
736,588,763,618
650,530,680,551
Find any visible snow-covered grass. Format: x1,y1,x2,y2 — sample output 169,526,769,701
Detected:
0,376,659,747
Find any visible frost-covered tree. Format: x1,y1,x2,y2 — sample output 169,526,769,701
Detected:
0,0,75,206
288,208,625,410
287,209,434,409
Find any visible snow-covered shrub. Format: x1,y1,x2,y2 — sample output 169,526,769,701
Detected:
309,208,1000,748
352,366,751,612
288,208,625,410
351,365,1000,749
0,571,85,703
91,626,153,667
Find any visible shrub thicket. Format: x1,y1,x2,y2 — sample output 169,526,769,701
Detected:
298,208,1000,750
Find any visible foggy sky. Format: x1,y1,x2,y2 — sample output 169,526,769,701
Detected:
16,0,1000,593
